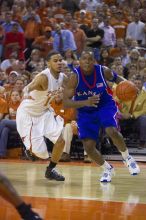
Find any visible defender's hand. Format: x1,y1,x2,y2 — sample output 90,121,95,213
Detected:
85,95,100,107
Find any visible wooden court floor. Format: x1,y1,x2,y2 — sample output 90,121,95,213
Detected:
0,160,146,220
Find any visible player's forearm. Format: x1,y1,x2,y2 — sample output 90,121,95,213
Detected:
63,99,87,109
115,75,126,84
86,36,101,42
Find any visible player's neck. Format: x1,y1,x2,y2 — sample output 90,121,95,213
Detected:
82,68,94,76
50,68,60,79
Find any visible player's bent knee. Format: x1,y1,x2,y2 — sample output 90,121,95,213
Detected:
106,127,119,138
56,135,65,146
84,144,95,154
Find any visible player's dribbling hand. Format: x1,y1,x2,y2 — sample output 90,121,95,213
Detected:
86,95,100,107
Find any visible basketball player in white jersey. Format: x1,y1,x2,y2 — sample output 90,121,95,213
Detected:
16,51,65,181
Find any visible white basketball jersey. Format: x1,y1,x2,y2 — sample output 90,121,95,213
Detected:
19,68,64,116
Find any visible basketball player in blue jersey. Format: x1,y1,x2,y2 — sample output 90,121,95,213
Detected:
63,51,140,182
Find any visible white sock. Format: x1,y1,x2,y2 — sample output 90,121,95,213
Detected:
101,161,112,170
120,149,129,160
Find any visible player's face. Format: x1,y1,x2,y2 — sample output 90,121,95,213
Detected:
79,53,95,74
48,54,63,74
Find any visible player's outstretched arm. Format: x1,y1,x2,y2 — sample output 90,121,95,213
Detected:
0,172,43,220
63,73,100,108
103,66,126,84
26,74,48,93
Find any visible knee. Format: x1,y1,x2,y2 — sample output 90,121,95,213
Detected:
106,127,119,139
84,142,95,154
57,135,65,146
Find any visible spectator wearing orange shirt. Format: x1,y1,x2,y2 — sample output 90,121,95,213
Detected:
4,71,19,99
22,7,42,59
71,19,86,58
0,90,21,158
51,92,76,162
112,10,128,39
32,26,53,59
0,87,8,121
74,1,93,21
36,0,48,22
77,10,92,28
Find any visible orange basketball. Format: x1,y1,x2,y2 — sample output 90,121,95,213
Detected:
116,81,138,101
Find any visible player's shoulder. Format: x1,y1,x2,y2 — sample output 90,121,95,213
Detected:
40,68,50,75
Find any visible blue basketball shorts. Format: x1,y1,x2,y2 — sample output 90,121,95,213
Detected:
77,105,118,141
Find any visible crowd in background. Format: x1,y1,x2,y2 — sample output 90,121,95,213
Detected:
0,0,146,161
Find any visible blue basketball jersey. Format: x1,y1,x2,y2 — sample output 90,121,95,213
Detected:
73,65,118,140
74,64,116,113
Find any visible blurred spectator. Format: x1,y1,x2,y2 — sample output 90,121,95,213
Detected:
22,7,42,59
52,23,77,55
126,12,145,45
121,46,130,67
4,23,25,60
0,90,21,158
125,36,133,50
99,47,113,66
2,11,23,33
26,49,44,72
137,57,146,75
11,4,23,24
30,71,39,81
112,10,128,39
17,0,27,16
4,71,19,96
128,64,138,80
109,38,125,58
64,49,77,65
76,9,92,27
126,49,140,69
0,85,5,98
82,0,102,12
139,0,146,22
0,87,7,121
36,0,48,22
71,19,86,58
0,52,18,75
0,71,7,86
62,0,79,14
63,12,73,29
119,76,146,149
32,26,53,59
13,78,25,97
53,0,67,23
131,39,139,49
100,16,116,48
86,18,104,61
0,25,4,60
74,1,93,21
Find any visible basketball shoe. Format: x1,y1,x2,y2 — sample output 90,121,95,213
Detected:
18,204,42,220
45,168,65,181
100,166,115,182
123,155,140,175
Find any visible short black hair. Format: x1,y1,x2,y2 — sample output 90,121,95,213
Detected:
47,50,61,61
